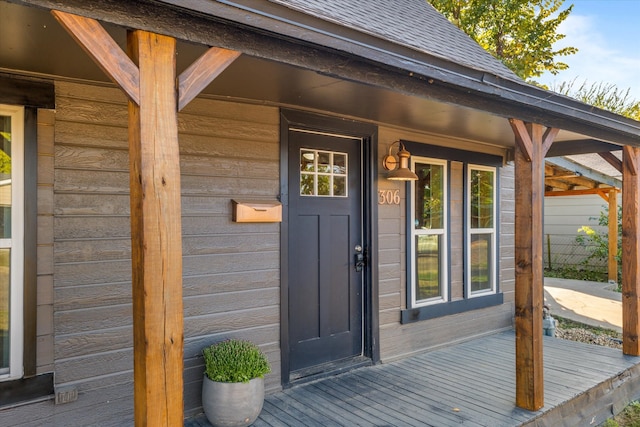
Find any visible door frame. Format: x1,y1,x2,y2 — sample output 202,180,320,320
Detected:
279,109,379,387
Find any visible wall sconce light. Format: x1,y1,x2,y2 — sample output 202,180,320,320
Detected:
382,141,419,181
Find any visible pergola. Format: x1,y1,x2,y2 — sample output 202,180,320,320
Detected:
545,154,622,282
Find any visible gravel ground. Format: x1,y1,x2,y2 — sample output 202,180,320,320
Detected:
555,327,623,349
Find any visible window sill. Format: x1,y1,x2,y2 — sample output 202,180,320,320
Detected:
0,373,54,409
401,293,504,324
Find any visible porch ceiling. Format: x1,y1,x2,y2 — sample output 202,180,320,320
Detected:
0,1,631,154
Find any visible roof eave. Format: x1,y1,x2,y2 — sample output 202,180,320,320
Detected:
153,0,640,145
16,0,640,146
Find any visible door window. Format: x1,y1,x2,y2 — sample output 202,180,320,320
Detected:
300,149,348,197
0,105,24,381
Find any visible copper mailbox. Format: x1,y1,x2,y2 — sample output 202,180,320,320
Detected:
232,199,282,223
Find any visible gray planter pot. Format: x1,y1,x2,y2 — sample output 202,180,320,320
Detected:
202,376,265,427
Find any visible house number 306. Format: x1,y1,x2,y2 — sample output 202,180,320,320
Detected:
378,190,400,205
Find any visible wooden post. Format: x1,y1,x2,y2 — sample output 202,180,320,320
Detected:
622,146,640,355
609,189,619,283
127,30,184,425
51,10,241,425
509,119,557,411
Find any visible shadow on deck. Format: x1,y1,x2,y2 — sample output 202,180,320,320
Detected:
189,331,640,427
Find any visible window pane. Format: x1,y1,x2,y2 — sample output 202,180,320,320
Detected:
333,154,346,174
300,173,314,195
317,175,330,196
300,150,315,172
471,169,494,229
415,235,441,300
333,176,346,196
0,116,11,239
317,152,331,173
470,234,492,292
415,163,444,230
0,249,9,373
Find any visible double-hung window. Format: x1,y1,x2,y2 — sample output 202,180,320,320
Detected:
0,105,24,381
402,142,502,323
410,157,447,306
467,165,497,296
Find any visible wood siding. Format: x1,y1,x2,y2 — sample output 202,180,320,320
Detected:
377,126,514,361
52,82,280,415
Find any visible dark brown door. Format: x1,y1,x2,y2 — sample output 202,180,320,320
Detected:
287,129,363,377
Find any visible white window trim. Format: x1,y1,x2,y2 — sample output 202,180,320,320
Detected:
466,164,497,298
0,104,24,381
410,156,448,307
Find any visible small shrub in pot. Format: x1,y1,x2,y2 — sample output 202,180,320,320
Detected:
202,339,271,427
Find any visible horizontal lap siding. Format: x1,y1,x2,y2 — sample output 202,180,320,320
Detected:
53,82,281,413
377,127,514,361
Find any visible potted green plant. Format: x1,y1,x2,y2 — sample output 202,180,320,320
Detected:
202,339,271,427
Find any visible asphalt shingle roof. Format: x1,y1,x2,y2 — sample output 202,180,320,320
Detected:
269,0,519,81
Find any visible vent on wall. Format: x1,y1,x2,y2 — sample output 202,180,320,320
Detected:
55,386,78,405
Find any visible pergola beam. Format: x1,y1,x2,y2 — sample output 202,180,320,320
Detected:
509,118,557,411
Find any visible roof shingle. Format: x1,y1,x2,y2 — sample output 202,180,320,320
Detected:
269,0,519,81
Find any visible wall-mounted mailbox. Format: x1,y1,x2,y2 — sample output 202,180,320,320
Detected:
232,199,282,223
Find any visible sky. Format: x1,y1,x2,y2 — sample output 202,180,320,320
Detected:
537,0,640,100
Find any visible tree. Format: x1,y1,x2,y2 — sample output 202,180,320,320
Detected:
552,79,640,121
576,204,622,284
429,0,577,80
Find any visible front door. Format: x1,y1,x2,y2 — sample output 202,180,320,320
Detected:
287,129,364,378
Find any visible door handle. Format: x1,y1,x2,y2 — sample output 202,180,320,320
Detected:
354,244,366,273
354,253,365,272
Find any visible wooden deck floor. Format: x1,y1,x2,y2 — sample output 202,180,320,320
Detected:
188,331,640,427
4,331,640,426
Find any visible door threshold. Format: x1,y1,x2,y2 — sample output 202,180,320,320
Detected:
288,356,372,386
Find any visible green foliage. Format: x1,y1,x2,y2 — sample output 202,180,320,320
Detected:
606,400,640,426
544,266,607,283
601,417,619,426
203,339,271,383
0,150,11,175
429,0,577,80
552,79,640,121
575,204,621,283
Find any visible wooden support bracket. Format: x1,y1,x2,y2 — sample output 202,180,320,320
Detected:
52,10,140,105
178,47,241,111
599,151,623,173
509,119,533,162
624,146,638,177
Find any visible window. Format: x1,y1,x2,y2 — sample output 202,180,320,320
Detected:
0,105,24,381
410,157,447,306
467,165,496,296
300,149,348,197
402,142,503,323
